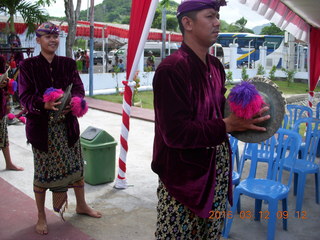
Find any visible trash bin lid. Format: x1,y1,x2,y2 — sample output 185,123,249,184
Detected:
81,126,103,141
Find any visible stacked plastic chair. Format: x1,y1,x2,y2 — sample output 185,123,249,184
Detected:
283,117,320,215
223,128,301,240
286,104,312,129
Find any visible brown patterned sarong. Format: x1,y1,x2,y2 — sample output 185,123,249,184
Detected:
0,117,9,148
155,141,230,240
32,112,84,216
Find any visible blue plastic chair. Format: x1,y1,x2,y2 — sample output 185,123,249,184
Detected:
222,135,242,236
316,102,320,119
282,114,288,129
283,117,320,214
239,136,277,179
316,102,320,157
229,135,241,212
223,128,301,240
286,104,313,129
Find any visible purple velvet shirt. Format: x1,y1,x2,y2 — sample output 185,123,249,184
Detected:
152,43,233,218
19,53,85,152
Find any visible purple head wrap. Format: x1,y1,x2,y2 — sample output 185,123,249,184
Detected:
35,22,60,37
177,0,227,16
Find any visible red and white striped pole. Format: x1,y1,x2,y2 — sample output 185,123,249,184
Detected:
114,0,158,189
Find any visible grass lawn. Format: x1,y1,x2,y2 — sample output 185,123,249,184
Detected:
92,80,320,110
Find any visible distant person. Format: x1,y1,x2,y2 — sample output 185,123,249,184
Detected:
151,1,270,239
18,22,101,235
107,60,113,72
114,53,119,66
82,50,89,73
146,51,155,70
0,55,24,171
117,59,125,72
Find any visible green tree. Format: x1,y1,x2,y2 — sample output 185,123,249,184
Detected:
227,17,254,33
0,0,52,35
260,23,284,35
151,0,178,30
256,64,265,76
269,65,277,81
64,0,82,58
219,20,229,32
226,70,233,85
281,67,296,86
166,15,178,32
241,66,249,81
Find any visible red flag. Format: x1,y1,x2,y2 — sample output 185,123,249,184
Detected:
115,0,158,189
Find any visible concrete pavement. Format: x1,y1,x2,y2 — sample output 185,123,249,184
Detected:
0,100,319,240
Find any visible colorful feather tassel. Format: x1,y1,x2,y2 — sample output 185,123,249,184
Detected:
7,113,16,120
18,116,26,124
7,79,17,95
228,81,266,119
70,97,88,117
43,87,64,102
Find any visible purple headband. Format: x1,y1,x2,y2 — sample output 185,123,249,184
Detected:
35,22,60,37
177,0,227,16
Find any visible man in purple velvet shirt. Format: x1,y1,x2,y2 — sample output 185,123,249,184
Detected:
19,22,101,235
151,0,270,239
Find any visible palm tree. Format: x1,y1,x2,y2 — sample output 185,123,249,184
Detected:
0,0,50,36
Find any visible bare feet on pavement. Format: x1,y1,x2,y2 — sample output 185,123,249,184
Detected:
76,205,102,218
36,215,48,235
6,164,24,171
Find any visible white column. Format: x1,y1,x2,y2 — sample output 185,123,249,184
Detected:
259,45,267,69
138,52,144,73
229,43,238,70
102,28,106,73
299,45,306,72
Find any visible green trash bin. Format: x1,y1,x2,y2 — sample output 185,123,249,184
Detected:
80,126,117,185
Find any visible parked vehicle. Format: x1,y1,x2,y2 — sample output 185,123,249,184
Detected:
93,50,104,65
109,42,179,70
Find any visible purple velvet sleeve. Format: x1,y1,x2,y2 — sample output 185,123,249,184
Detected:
18,61,46,115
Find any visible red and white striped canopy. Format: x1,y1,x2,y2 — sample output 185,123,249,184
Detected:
238,0,320,105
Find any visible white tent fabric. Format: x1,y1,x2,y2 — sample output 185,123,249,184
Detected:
238,0,310,42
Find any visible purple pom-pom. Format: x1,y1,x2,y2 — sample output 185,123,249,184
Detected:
229,81,260,108
43,88,64,102
228,81,266,119
71,97,88,117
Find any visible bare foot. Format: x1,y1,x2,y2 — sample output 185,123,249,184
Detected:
6,164,24,171
76,205,102,218
35,215,48,235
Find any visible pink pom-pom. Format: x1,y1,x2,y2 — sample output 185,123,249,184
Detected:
18,116,26,124
7,113,16,120
43,88,64,102
229,94,266,119
70,97,88,117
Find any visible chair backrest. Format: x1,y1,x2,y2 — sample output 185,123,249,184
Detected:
282,114,289,129
249,128,301,188
293,117,320,161
229,135,239,169
286,104,313,129
316,102,320,119
242,135,277,179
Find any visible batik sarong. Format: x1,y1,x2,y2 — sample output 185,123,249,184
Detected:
0,117,8,148
32,112,84,217
155,141,230,240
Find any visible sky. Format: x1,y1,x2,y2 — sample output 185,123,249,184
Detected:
37,0,270,29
